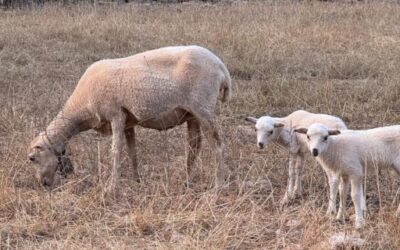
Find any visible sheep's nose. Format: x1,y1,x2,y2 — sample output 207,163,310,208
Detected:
29,155,35,162
312,148,319,157
258,142,264,149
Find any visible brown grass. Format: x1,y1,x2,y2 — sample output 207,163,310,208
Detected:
1,1,400,249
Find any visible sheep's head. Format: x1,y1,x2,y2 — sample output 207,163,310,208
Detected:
245,116,284,149
28,133,73,189
294,123,340,157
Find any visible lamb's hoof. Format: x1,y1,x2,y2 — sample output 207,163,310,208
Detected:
326,207,337,218
279,196,291,209
104,183,117,199
335,212,346,223
133,176,141,183
355,220,365,231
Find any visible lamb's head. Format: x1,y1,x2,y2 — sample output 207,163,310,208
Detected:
294,123,341,157
245,116,284,149
28,133,73,188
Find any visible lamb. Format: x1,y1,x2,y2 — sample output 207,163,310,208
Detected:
295,123,400,229
27,45,232,194
245,110,348,211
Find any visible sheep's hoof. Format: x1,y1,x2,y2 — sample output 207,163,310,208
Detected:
355,220,365,230
326,207,337,217
133,175,141,183
104,182,117,199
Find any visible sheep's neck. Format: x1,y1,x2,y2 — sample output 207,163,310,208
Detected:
45,107,92,146
274,128,291,148
317,140,340,172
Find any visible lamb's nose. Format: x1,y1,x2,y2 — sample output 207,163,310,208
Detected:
29,156,35,162
258,142,264,149
312,148,319,157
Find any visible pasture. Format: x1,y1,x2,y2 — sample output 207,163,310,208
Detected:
1,1,400,249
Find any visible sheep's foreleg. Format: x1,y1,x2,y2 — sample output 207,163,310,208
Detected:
336,175,349,221
326,172,339,215
351,177,365,229
125,127,140,182
186,119,202,185
293,155,304,197
107,112,126,196
281,155,296,206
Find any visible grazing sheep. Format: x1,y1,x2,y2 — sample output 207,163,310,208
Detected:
27,45,232,194
245,110,348,211
295,123,400,229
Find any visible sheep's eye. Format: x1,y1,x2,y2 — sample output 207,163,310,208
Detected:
323,136,328,141
307,136,310,141
269,130,273,135
34,146,42,150
254,128,257,132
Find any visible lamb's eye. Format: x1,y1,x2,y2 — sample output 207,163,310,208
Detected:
269,130,273,135
254,128,257,132
307,136,310,141
323,136,328,141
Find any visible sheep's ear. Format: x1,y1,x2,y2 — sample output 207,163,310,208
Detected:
274,122,284,128
294,128,308,134
245,117,257,124
328,130,341,136
59,157,74,177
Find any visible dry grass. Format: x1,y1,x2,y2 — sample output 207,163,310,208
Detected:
1,1,400,249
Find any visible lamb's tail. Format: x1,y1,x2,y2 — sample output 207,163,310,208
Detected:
220,63,232,102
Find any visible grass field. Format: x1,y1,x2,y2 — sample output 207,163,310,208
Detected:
1,1,400,249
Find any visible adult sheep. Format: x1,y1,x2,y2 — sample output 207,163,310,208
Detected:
27,45,232,194
245,110,348,213
295,123,400,229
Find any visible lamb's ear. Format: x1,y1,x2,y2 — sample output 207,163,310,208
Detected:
245,117,257,124
294,128,308,134
274,122,285,128
328,130,341,136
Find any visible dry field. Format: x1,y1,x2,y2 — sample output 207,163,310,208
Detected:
1,1,400,249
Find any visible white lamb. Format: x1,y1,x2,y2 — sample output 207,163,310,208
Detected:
295,123,400,229
27,45,232,195
245,110,348,210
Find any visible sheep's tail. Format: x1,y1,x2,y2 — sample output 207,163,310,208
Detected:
220,63,232,102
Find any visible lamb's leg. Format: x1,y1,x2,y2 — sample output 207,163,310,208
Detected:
106,112,126,196
392,159,400,217
336,175,349,221
351,177,365,229
293,154,304,197
326,172,339,216
281,154,296,206
397,204,400,218
125,127,140,182
186,118,202,185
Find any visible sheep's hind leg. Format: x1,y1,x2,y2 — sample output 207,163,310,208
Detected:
106,112,126,197
192,110,226,188
392,158,400,217
125,127,140,182
186,118,202,186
